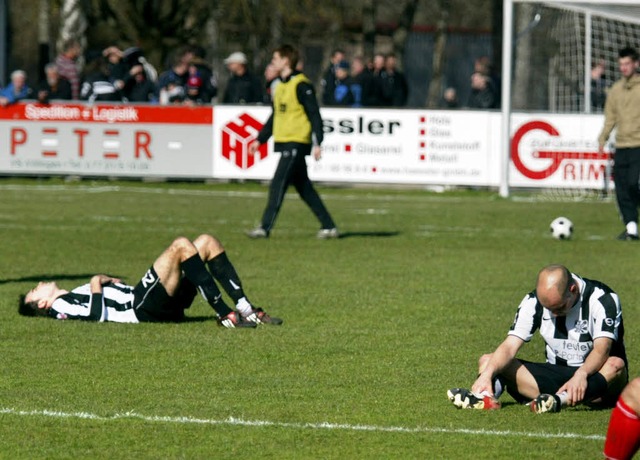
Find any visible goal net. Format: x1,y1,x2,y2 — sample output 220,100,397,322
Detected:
501,1,640,198
509,1,640,113
542,2,640,113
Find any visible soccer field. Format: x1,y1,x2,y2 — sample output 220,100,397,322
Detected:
0,178,636,459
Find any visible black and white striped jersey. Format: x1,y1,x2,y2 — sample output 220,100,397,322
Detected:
49,282,139,323
508,273,626,367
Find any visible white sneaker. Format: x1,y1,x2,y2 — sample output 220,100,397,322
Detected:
530,394,561,413
317,228,339,239
246,227,268,239
447,388,501,410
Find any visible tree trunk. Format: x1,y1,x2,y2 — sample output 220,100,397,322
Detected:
58,0,87,51
38,0,50,80
391,0,419,66
362,0,376,60
426,2,450,108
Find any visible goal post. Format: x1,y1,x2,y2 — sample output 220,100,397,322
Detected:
499,0,640,198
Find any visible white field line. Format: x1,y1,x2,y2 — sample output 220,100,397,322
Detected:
0,407,604,441
0,183,466,203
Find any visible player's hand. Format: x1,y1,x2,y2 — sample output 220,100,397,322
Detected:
93,274,121,285
599,144,614,158
471,374,494,397
558,370,588,406
90,274,120,295
312,145,322,161
249,140,260,155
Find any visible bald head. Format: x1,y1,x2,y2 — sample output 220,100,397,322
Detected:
536,264,577,315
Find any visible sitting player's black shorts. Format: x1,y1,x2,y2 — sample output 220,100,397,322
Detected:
507,359,622,407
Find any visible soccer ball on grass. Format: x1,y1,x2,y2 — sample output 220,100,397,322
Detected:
550,217,573,240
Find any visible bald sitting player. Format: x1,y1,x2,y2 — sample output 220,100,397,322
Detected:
447,264,628,413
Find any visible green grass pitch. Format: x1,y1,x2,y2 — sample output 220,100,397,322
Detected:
0,177,636,459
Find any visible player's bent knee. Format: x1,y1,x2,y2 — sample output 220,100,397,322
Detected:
171,236,192,247
169,236,196,256
195,234,224,251
608,356,626,373
601,356,627,379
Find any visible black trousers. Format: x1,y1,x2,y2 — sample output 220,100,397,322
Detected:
261,143,336,232
613,147,640,225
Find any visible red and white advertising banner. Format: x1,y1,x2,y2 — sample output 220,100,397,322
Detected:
0,103,214,178
508,113,611,189
0,103,611,190
213,106,500,186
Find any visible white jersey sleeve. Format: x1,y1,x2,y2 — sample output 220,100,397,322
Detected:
508,292,542,343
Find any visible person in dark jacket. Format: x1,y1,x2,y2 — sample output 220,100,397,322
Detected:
379,53,408,107
222,52,264,104
350,56,378,107
320,48,345,106
37,63,72,103
80,54,122,102
189,56,217,104
467,72,499,109
122,64,156,103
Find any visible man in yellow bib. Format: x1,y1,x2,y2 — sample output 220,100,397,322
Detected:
246,44,339,239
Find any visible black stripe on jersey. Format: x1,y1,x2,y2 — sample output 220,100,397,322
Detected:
581,289,591,320
611,318,628,368
579,289,592,343
104,297,132,312
556,356,568,366
532,298,543,333
599,292,618,334
582,277,618,334
62,292,89,305
554,316,569,339
510,292,543,336
59,292,102,321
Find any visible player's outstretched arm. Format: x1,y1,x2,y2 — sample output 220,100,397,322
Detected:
472,336,523,396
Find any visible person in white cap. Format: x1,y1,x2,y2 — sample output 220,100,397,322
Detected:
222,51,264,104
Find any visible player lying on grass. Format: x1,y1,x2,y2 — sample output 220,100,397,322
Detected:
604,377,640,459
18,234,282,328
448,264,628,413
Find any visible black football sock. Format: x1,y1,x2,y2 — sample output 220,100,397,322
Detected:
181,254,232,317
207,252,247,304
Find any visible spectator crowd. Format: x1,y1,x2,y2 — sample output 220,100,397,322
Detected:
0,40,509,110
